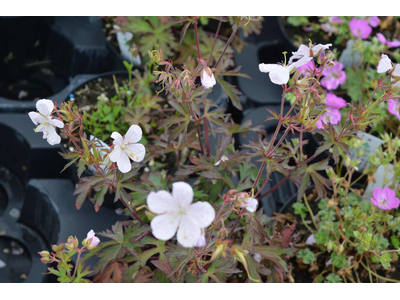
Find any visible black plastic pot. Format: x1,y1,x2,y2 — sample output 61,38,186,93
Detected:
233,17,297,108
0,17,125,113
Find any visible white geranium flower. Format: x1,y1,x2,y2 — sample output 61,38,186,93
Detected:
28,99,64,145
259,63,296,85
288,43,332,67
214,155,229,166
109,125,146,173
240,197,258,213
377,54,393,73
201,68,216,89
147,182,215,248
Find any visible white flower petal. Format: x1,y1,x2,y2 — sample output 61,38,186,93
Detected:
36,99,54,116
116,152,131,173
311,43,332,54
392,64,400,77
125,143,146,162
177,215,201,248
377,54,393,73
147,190,179,214
111,132,124,145
109,145,122,162
172,182,193,209
292,56,312,68
45,125,61,145
50,118,64,128
28,112,46,125
186,202,215,228
125,125,142,144
241,198,258,212
269,65,290,85
151,214,181,241
201,72,216,89
259,63,274,73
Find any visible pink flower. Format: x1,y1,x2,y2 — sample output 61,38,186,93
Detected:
388,99,400,121
366,16,381,28
349,18,372,39
325,93,347,109
329,17,343,24
297,61,314,76
376,33,400,48
86,230,100,247
371,187,400,210
321,61,346,90
316,108,341,129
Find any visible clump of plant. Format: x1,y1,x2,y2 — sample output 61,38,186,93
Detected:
290,133,400,282
27,14,399,283
284,16,400,136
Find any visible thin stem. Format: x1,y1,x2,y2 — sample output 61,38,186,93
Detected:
194,22,201,59
360,261,400,283
188,101,205,155
203,116,211,157
209,21,222,63
72,250,82,280
303,194,318,230
214,24,239,69
252,161,266,191
258,175,290,200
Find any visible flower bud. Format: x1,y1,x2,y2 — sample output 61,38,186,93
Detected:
38,250,50,258
148,49,163,64
40,257,50,264
66,236,78,251
200,67,216,89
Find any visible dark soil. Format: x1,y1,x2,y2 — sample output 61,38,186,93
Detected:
101,17,121,55
71,75,128,109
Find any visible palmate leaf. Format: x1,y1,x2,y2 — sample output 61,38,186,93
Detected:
199,258,240,283
127,17,177,57
292,160,331,202
215,75,243,110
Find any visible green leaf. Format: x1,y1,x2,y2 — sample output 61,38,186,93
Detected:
380,253,392,269
325,273,343,283
215,76,242,110
331,252,347,269
292,202,308,219
297,249,316,265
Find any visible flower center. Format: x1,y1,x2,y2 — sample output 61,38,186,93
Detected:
378,197,389,207
332,71,341,79
121,144,139,161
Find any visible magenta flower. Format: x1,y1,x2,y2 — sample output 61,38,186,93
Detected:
366,16,381,28
388,99,400,121
316,108,341,129
349,18,372,39
321,61,346,90
371,187,400,210
329,16,343,24
376,33,400,48
325,93,347,109
297,61,314,76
